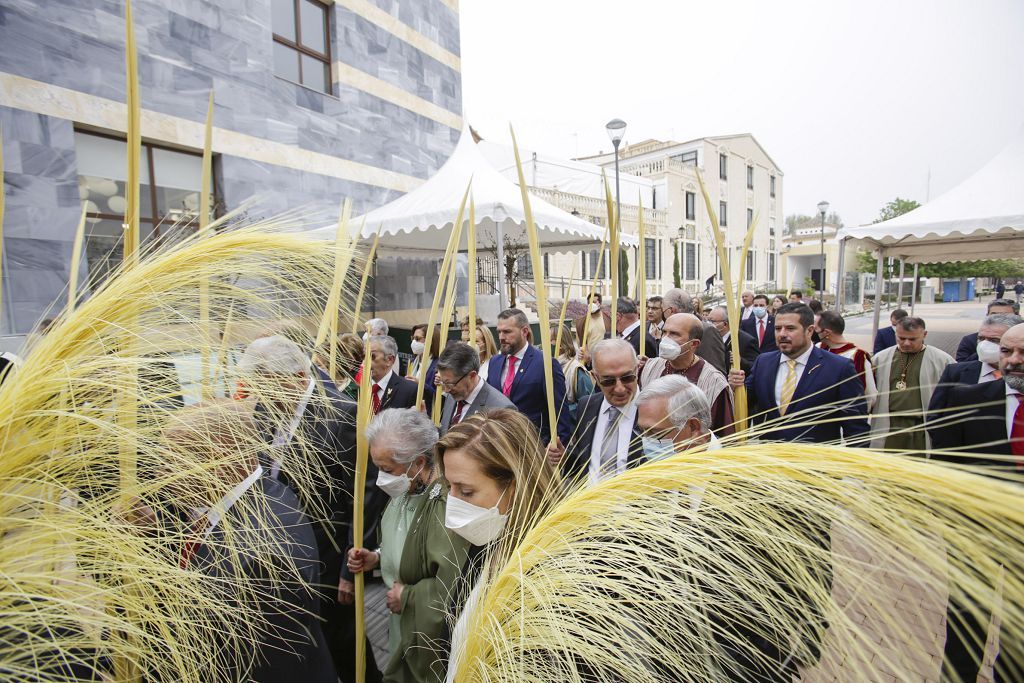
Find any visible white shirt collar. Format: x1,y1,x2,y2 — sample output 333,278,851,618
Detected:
192,466,264,537
620,320,641,339
461,375,486,405
375,369,394,390
510,344,529,361
981,363,1000,380
780,344,814,368
600,396,638,421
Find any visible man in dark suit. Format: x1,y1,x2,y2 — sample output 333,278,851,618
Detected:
437,341,515,435
928,313,1022,417
728,303,869,443
925,322,1024,682
163,400,337,683
707,305,759,374
661,287,727,374
368,335,419,412
954,299,1018,361
740,294,778,354
613,296,659,357
486,308,572,445
872,309,908,355
239,334,378,681
547,338,644,485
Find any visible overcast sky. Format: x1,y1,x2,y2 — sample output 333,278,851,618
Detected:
459,0,1024,227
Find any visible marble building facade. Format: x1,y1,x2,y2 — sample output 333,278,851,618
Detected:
0,0,462,339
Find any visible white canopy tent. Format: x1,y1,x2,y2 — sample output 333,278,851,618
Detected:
835,125,1024,336
309,130,635,309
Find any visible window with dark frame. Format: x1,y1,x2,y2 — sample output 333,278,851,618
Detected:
672,150,698,166
747,208,753,229
769,252,776,282
719,153,728,180
685,191,695,221
684,243,696,281
746,165,754,190
770,175,776,198
746,249,754,279
644,238,657,280
74,130,214,286
272,0,331,94
719,201,728,227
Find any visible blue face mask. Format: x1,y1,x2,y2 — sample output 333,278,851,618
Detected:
752,306,767,319
641,436,676,461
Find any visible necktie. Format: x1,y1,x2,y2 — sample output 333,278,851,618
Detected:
1011,394,1024,463
179,514,209,569
599,405,623,477
451,400,467,426
758,319,765,346
372,383,382,414
502,356,518,396
779,359,797,415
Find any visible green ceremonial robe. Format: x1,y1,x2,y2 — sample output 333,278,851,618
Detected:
384,480,470,683
884,351,926,452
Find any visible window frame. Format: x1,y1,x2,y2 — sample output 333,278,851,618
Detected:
747,208,753,229
770,174,776,198
746,164,754,190
685,191,696,221
272,0,333,94
76,129,215,237
719,153,728,180
719,201,728,227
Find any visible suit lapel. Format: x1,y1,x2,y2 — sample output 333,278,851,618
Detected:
759,351,782,409
509,346,535,395
380,373,399,411
791,347,824,403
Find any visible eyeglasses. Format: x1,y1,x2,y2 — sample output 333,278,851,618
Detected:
438,372,470,389
595,373,637,388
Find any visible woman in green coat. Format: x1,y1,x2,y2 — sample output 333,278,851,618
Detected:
347,408,471,682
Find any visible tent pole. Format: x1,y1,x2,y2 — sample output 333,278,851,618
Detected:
496,222,508,311
910,262,919,316
871,248,884,343
835,237,847,312
896,258,906,307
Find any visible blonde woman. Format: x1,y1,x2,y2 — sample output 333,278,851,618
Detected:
551,322,593,420
438,409,560,682
473,324,498,382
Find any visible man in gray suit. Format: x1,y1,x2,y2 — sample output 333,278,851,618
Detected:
437,341,515,435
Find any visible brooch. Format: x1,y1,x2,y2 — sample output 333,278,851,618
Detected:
429,483,442,500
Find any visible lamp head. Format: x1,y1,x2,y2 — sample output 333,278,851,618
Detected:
606,118,627,148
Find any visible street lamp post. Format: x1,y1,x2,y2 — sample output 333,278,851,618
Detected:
606,118,627,296
817,200,829,302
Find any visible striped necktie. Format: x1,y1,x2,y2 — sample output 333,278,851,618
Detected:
779,359,797,415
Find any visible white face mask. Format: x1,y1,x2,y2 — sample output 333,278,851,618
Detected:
445,489,509,546
410,339,425,356
977,339,1001,365
752,306,767,319
376,462,423,499
641,436,676,461
658,337,682,361
590,302,601,314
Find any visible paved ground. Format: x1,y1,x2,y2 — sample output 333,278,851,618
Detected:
843,300,988,358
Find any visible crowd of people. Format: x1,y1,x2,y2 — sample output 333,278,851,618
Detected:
155,286,1023,682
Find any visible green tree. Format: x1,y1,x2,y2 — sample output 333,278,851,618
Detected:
619,249,630,297
672,242,682,288
874,197,921,224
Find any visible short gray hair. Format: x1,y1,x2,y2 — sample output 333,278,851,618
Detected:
365,408,437,465
662,288,694,314
437,341,481,376
636,375,711,433
616,297,639,316
369,335,398,358
983,313,1024,329
590,338,637,369
239,335,310,376
366,318,389,336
